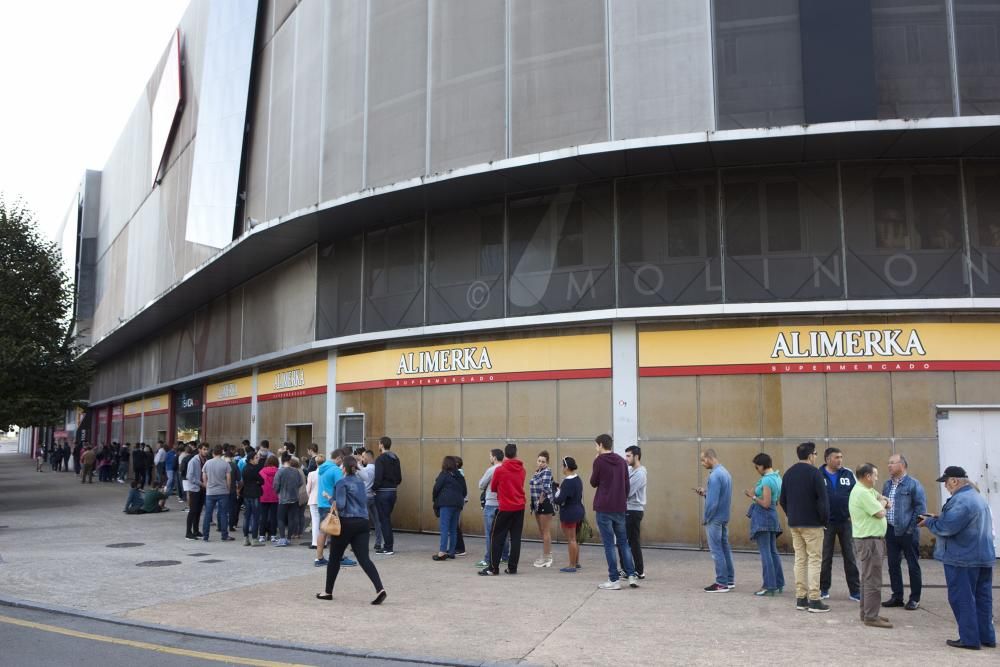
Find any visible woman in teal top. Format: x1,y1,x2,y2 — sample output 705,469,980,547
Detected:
744,452,785,596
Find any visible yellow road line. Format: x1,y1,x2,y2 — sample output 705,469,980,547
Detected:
0,613,316,667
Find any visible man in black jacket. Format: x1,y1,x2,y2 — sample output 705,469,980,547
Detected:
819,447,861,601
372,436,402,555
779,441,831,614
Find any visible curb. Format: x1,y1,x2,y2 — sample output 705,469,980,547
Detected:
0,593,496,667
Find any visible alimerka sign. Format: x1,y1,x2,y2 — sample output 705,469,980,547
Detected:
337,333,611,391
206,375,252,408
258,360,328,402
640,323,1000,376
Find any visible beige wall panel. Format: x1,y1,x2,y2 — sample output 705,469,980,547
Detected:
421,385,461,439
385,387,421,438
358,389,386,443
420,440,462,534
638,376,698,438
389,439,422,533
699,375,761,438
955,371,1000,404
558,379,612,439
831,440,894,479
762,374,827,438
256,395,327,453
641,441,702,546
144,414,169,443
124,420,141,444
204,404,251,446
698,442,762,548
827,374,892,437
508,381,558,439
891,439,941,546
891,373,957,438
461,384,507,439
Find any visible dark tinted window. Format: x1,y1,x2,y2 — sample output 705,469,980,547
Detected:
316,236,362,338
964,160,1000,296
363,220,424,331
955,0,1000,115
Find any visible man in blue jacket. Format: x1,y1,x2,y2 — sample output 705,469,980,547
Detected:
696,449,733,593
920,466,996,651
819,447,861,601
881,454,926,610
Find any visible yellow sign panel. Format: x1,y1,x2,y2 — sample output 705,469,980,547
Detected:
124,400,143,418
639,322,1000,376
336,333,612,390
206,375,253,407
258,360,328,401
143,393,170,415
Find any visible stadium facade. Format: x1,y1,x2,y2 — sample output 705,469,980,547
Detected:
35,0,1000,547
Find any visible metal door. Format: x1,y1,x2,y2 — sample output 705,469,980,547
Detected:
937,407,1000,553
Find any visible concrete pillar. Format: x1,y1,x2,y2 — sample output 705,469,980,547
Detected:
250,367,259,445
612,320,638,455
325,349,338,456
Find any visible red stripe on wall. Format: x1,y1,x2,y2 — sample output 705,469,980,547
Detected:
640,360,1000,377
257,385,328,402
124,414,142,419
144,409,170,417
205,397,253,409
336,367,612,392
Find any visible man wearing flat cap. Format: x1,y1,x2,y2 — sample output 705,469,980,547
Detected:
919,466,997,651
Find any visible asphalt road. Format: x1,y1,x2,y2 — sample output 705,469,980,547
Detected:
0,603,434,667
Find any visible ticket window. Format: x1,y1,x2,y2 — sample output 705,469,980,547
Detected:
339,414,365,451
285,424,313,453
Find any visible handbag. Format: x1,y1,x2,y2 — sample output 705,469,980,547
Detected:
576,516,594,543
320,506,341,536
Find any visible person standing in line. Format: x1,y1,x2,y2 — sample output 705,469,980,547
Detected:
315,456,387,605
304,443,320,474
779,441,831,613
617,446,647,579
477,449,509,569
225,445,242,532
185,443,209,539
530,451,555,568
177,444,192,504
479,443,526,577
744,452,785,596
432,456,467,561
259,455,280,543
132,444,146,489
372,436,402,556
920,466,997,651
882,454,926,611
117,443,130,483
164,443,178,497
696,449,733,593
237,441,251,474
591,434,639,591
272,452,303,546
72,441,82,475
819,447,861,601
241,449,264,546
554,457,584,573
291,457,308,540
849,462,892,628
257,439,272,465
80,446,97,484
307,454,326,559
154,441,167,488
61,441,71,472
35,445,44,472
201,444,234,542
358,450,383,553
144,442,155,486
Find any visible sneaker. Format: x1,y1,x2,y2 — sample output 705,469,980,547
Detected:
381,550,394,556
704,583,729,593
243,537,251,546
628,575,639,588
905,600,920,610
559,567,577,573
850,593,862,602
796,597,809,610
881,598,904,608
599,580,622,590
475,560,489,568
270,537,278,544
257,536,265,544
726,583,735,589
185,535,196,541
340,557,357,567
504,568,517,575
455,551,466,557
637,572,645,580
221,536,235,542
754,588,776,597
314,558,328,567
374,545,384,554
533,557,553,568
808,600,831,613
863,618,893,629
275,539,289,547
478,568,497,576
820,590,830,600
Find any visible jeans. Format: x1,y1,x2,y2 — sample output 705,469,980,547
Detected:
117,462,129,481
374,489,397,550
616,510,644,576
885,524,922,602
325,517,384,595
821,520,860,595
790,526,825,600
596,512,635,582
438,506,460,555
755,530,785,591
944,564,996,648
261,503,277,538
705,521,734,586
482,505,509,562
202,495,229,539
367,496,383,546
243,497,260,538
164,470,175,496
854,537,885,621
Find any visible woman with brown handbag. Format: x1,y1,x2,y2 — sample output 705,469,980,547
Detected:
316,455,387,605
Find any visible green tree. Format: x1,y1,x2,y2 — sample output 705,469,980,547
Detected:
0,197,92,430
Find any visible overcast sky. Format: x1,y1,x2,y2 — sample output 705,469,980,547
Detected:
0,0,189,242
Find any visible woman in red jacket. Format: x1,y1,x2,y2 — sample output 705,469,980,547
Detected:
259,456,279,544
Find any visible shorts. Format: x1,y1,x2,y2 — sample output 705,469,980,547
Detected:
535,498,555,515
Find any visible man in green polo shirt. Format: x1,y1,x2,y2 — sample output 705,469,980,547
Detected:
849,463,890,628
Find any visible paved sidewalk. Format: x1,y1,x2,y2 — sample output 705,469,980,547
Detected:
0,453,996,665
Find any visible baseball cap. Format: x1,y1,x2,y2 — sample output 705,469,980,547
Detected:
935,466,967,482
